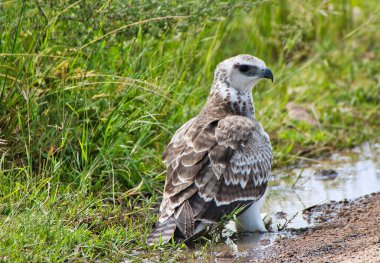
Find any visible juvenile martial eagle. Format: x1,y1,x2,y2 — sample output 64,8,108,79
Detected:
147,54,273,245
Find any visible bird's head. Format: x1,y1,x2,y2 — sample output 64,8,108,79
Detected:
213,54,273,92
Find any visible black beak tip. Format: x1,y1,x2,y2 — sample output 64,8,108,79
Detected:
263,68,274,82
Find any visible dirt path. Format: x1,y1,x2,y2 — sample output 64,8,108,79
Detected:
249,192,380,263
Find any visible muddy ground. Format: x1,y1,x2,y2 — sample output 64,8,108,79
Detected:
244,192,380,263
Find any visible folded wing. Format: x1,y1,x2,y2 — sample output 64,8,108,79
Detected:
148,115,272,244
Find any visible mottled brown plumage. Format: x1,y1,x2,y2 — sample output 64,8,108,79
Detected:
147,55,274,245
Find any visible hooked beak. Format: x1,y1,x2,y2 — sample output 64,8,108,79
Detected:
261,68,274,82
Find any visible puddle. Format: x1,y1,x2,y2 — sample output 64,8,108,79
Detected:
190,141,380,261
265,141,380,229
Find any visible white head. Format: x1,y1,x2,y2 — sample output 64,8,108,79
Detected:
213,54,273,92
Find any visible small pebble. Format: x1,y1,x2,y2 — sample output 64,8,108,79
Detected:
259,239,271,246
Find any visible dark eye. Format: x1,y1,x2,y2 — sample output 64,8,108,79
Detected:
238,65,250,73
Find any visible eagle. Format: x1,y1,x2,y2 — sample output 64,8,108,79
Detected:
147,54,273,245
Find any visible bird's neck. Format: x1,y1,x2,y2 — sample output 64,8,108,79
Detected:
204,85,256,118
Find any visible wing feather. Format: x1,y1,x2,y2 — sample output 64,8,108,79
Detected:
156,114,272,240
180,151,206,167
192,121,218,152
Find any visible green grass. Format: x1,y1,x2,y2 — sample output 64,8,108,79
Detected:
0,0,380,261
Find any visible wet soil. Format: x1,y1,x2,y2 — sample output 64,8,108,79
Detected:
248,192,380,263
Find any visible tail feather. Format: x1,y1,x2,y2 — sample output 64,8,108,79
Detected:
147,217,176,245
174,200,194,238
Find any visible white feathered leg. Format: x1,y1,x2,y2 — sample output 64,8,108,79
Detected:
236,195,267,232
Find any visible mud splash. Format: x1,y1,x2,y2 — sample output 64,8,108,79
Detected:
193,141,380,261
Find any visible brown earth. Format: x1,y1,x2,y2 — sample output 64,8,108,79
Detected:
248,192,380,263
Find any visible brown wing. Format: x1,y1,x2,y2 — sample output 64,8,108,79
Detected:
156,115,271,239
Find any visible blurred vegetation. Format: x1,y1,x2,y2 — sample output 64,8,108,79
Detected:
0,0,379,261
